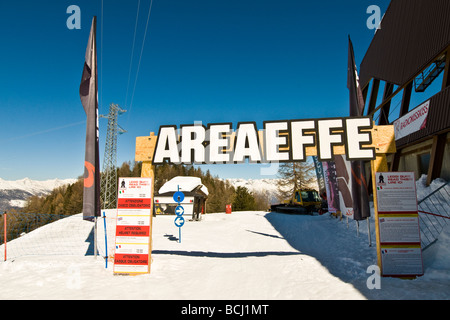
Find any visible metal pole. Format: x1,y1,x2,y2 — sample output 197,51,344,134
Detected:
103,211,108,268
367,217,372,247
3,212,6,262
94,216,98,259
177,185,181,243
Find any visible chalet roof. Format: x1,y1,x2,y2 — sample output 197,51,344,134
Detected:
158,176,209,196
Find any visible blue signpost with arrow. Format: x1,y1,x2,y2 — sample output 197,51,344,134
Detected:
173,186,185,243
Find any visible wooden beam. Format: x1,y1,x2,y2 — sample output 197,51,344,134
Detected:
399,82,413,117
442,47,450,90
390,152,401,172
135,132,158,162
427,133,447,185
367,79,380,115
371,153,389,272
140,161,155,274
378,83,394,125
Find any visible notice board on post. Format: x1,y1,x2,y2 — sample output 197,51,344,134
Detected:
375,172,424,278
113,178,152,275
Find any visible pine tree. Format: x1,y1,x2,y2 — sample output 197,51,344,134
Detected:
233,186,257,211
276,158,317,201
23,161,241,215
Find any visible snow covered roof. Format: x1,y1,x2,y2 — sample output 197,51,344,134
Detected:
158,176,209,196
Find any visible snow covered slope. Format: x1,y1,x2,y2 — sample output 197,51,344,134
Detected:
0,177,77,210
1,210,449,300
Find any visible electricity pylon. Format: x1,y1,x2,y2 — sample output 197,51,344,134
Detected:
100,103,127,209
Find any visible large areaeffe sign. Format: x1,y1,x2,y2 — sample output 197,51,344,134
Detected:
151,117,376,165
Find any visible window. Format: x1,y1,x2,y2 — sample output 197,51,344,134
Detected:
418,153,431,176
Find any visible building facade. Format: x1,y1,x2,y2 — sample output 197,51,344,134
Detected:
359,0,450,185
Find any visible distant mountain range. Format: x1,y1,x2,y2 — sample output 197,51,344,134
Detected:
226,178,281,204
226,178,319,205
0,178,77,211
0,176,307,211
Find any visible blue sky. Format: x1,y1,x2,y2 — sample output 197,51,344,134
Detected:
0,0,390,181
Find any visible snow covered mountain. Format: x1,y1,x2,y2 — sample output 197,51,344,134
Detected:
226,178,280,194
226,178,319,204
226,178,282,204
0,177,77,210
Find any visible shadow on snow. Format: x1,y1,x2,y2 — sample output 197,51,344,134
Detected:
264,211,387,299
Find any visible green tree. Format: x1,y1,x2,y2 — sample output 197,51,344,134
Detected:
233,186,257,211
23,161,240,215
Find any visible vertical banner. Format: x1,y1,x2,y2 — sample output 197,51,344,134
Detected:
80,17,101,221
375,172,424,277
323,161,340,215
347,36,371,221
312,156,326,198
335,155,354,219
114,178,152,275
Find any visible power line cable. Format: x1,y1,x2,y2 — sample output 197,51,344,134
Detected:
125,0,141,109
127,0,154,125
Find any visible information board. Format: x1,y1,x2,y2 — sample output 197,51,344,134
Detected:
375,172,423,277
114,178,152,275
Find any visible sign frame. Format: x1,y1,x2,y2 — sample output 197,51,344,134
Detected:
113,177,153,275
374,172,424,278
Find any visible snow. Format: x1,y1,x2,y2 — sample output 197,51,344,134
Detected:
0,177,77,194
226,178,281,195
0,175,448,300
159,176,209,195
227,178,282,204
0,177,78,209
1,207,449,300
8,199,27,207
415,174,448,200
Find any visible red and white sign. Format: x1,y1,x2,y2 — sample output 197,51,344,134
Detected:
375,172,424,277
394,100,429,141
114,178,152,275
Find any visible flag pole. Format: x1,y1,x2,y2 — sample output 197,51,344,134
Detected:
103,211,108,268
367,217,372,247
94,216,98,259
3,212,6,262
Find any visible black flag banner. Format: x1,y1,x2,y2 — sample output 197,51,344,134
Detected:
80,17,101,221
347,36,371,221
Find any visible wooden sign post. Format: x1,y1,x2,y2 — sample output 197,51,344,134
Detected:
368,126,398,275
134,132,158,274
